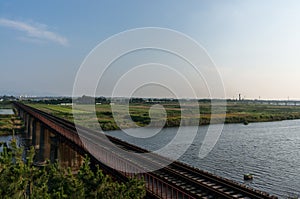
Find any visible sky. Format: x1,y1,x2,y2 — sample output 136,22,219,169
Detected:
0,0,300,99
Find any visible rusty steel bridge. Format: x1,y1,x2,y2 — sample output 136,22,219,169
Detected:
14,102,277,199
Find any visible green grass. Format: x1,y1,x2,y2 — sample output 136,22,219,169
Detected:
0,115,24,135
0,101,24,135
26,101,300,131
0,101,12,109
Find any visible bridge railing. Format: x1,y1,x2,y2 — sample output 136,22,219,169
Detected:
81,134,197,199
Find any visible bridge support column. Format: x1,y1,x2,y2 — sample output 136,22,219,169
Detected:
57,142,83,171
27,117,33,139
58,142,70,168
24,113,27,127
34,122,41,149
19,109,22,119
25,113,29,133
26,115,30,134
50,133,59,163
32,120,36,146
37,125,51,164
23,113,27,128
74,151,83,171
21,109,25,119
38,125,45,162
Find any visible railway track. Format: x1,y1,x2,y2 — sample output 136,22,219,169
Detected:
15,102,278,199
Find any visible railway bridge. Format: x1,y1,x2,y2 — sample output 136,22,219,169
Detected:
14,102,277,199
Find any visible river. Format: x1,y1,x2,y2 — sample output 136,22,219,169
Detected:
106,120,300,198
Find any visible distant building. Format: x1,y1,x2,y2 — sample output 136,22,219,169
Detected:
60,103,73,106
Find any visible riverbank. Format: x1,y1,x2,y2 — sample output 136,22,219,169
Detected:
27,102,300,131
0,115,24,135
0,102,24,135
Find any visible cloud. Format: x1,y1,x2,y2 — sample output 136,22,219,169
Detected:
0,18,68,46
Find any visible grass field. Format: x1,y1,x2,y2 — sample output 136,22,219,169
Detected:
27,101,300,131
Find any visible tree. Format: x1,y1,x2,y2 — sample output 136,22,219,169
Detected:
0,140,146,199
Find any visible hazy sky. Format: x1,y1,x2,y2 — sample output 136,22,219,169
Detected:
1,0,299,99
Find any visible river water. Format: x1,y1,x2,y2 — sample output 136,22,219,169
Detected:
0,135,30,151
0,109,14,115
106,120,300,198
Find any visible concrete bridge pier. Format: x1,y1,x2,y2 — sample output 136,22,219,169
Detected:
31,120,37,146
26,115,30,134
59,142,69,168
23,113,26,128
33,121,41,150
28,117,35,140
20,109,26,120
40,128,50,161
56,141,83,171
36,127,51,164
24,113,28,133
19,109,23,119
50,133,59,163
